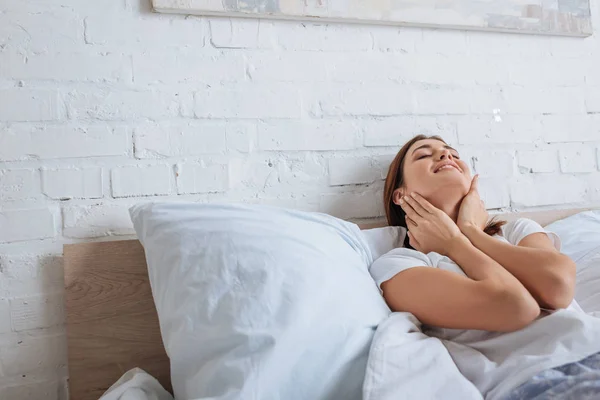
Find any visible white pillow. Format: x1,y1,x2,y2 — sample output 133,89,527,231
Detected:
360,226,405,261
130,202,390,400
546,210,600,315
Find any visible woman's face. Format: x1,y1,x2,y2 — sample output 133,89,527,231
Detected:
396,139,472,203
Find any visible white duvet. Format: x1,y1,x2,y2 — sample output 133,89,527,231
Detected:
103,208,600,400
101,313,481,400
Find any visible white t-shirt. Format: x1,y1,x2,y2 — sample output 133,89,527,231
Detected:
369,218,600,400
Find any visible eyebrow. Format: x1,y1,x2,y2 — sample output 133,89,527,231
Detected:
411,144,457,155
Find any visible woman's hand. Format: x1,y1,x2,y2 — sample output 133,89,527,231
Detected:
457,175,489,234
400,193,465,256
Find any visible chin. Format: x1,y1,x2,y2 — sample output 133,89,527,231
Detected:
426,175,470,198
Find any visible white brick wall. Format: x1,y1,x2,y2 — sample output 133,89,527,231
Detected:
1,0,600,397
0,90,65,122
517,150,558,173
559,145,598,173
111,165,172,197
42,167,103,199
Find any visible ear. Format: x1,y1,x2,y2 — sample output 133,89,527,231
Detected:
392,188,405,205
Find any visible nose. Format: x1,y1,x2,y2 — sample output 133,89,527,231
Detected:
438,148,453,160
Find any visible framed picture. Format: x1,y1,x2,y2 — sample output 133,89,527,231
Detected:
153,0,593,37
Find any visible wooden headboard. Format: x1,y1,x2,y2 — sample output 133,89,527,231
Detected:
63,207,595,400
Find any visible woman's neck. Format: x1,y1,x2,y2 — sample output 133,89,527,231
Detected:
427,187,466,222
437,201,461,223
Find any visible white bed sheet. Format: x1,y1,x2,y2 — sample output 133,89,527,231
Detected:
99,368,173,400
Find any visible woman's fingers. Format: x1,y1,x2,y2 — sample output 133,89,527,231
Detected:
406,216,418,227
405,194,429,216
409,193,435,214
469,174,480,194
399,197,422,222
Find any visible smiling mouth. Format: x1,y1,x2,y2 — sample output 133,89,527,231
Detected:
435,164,461,173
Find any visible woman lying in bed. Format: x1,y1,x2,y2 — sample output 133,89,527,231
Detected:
370,134,600,400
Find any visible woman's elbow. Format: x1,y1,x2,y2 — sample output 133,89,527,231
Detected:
508,296,540,332
539,257,576,310
493,286,540,332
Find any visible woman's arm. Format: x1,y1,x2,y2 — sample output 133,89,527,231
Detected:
386,194,539,332
461,225,576,310
455,176,576,310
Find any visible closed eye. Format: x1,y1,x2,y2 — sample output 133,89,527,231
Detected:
417,154,431,160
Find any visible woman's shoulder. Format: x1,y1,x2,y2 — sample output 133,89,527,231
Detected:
500,218,545,236
375,247,433,266
499,218,560,248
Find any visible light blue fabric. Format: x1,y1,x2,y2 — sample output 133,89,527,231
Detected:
130,202,391,400
503,352,600,400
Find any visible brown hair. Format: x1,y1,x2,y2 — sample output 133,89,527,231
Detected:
383,134,505,248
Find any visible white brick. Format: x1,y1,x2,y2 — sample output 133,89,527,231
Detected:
509,58,586,87
176,163,228,194
550,36,595,58
228,157,280,190
133,52,245,84
85,15,205,48
507,35,552,57
278,154,328,187
559,145,597,173
0,169,39,200
0,208,56,243
586,87,600,113
468,86,510,115
414,87,472,115
0,125,128,161
258,121,358,151
62,204,134,238
320,191,383,220
9,293,64,332
134,122,228,158
0,254,63,298
371,26,419,52
276,23,373,51
466,31,511,56
316,85,414,117
478,178,510,209
66,90,179,121
0,89,65,122
517,150,558,173
505,87,586,114
0,299,10,333
328,158,385,186
405,55,508,86
418,29,468,55
510,175,587,207
541,115,600,143
209,18,275,49
472,151,514,178
0,380,60,400
0,10,82,52
363,117,457,147
226,123,255,153
588,173,600,203
111,165,172,198
586,62,600,86
0,52,132,82
457,116,542,145
42,167,103,200
247,52,329,82
325,53,407,83
0,334,66,376
195,85,301,119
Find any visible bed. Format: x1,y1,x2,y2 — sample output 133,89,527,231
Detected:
63,207,596,400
